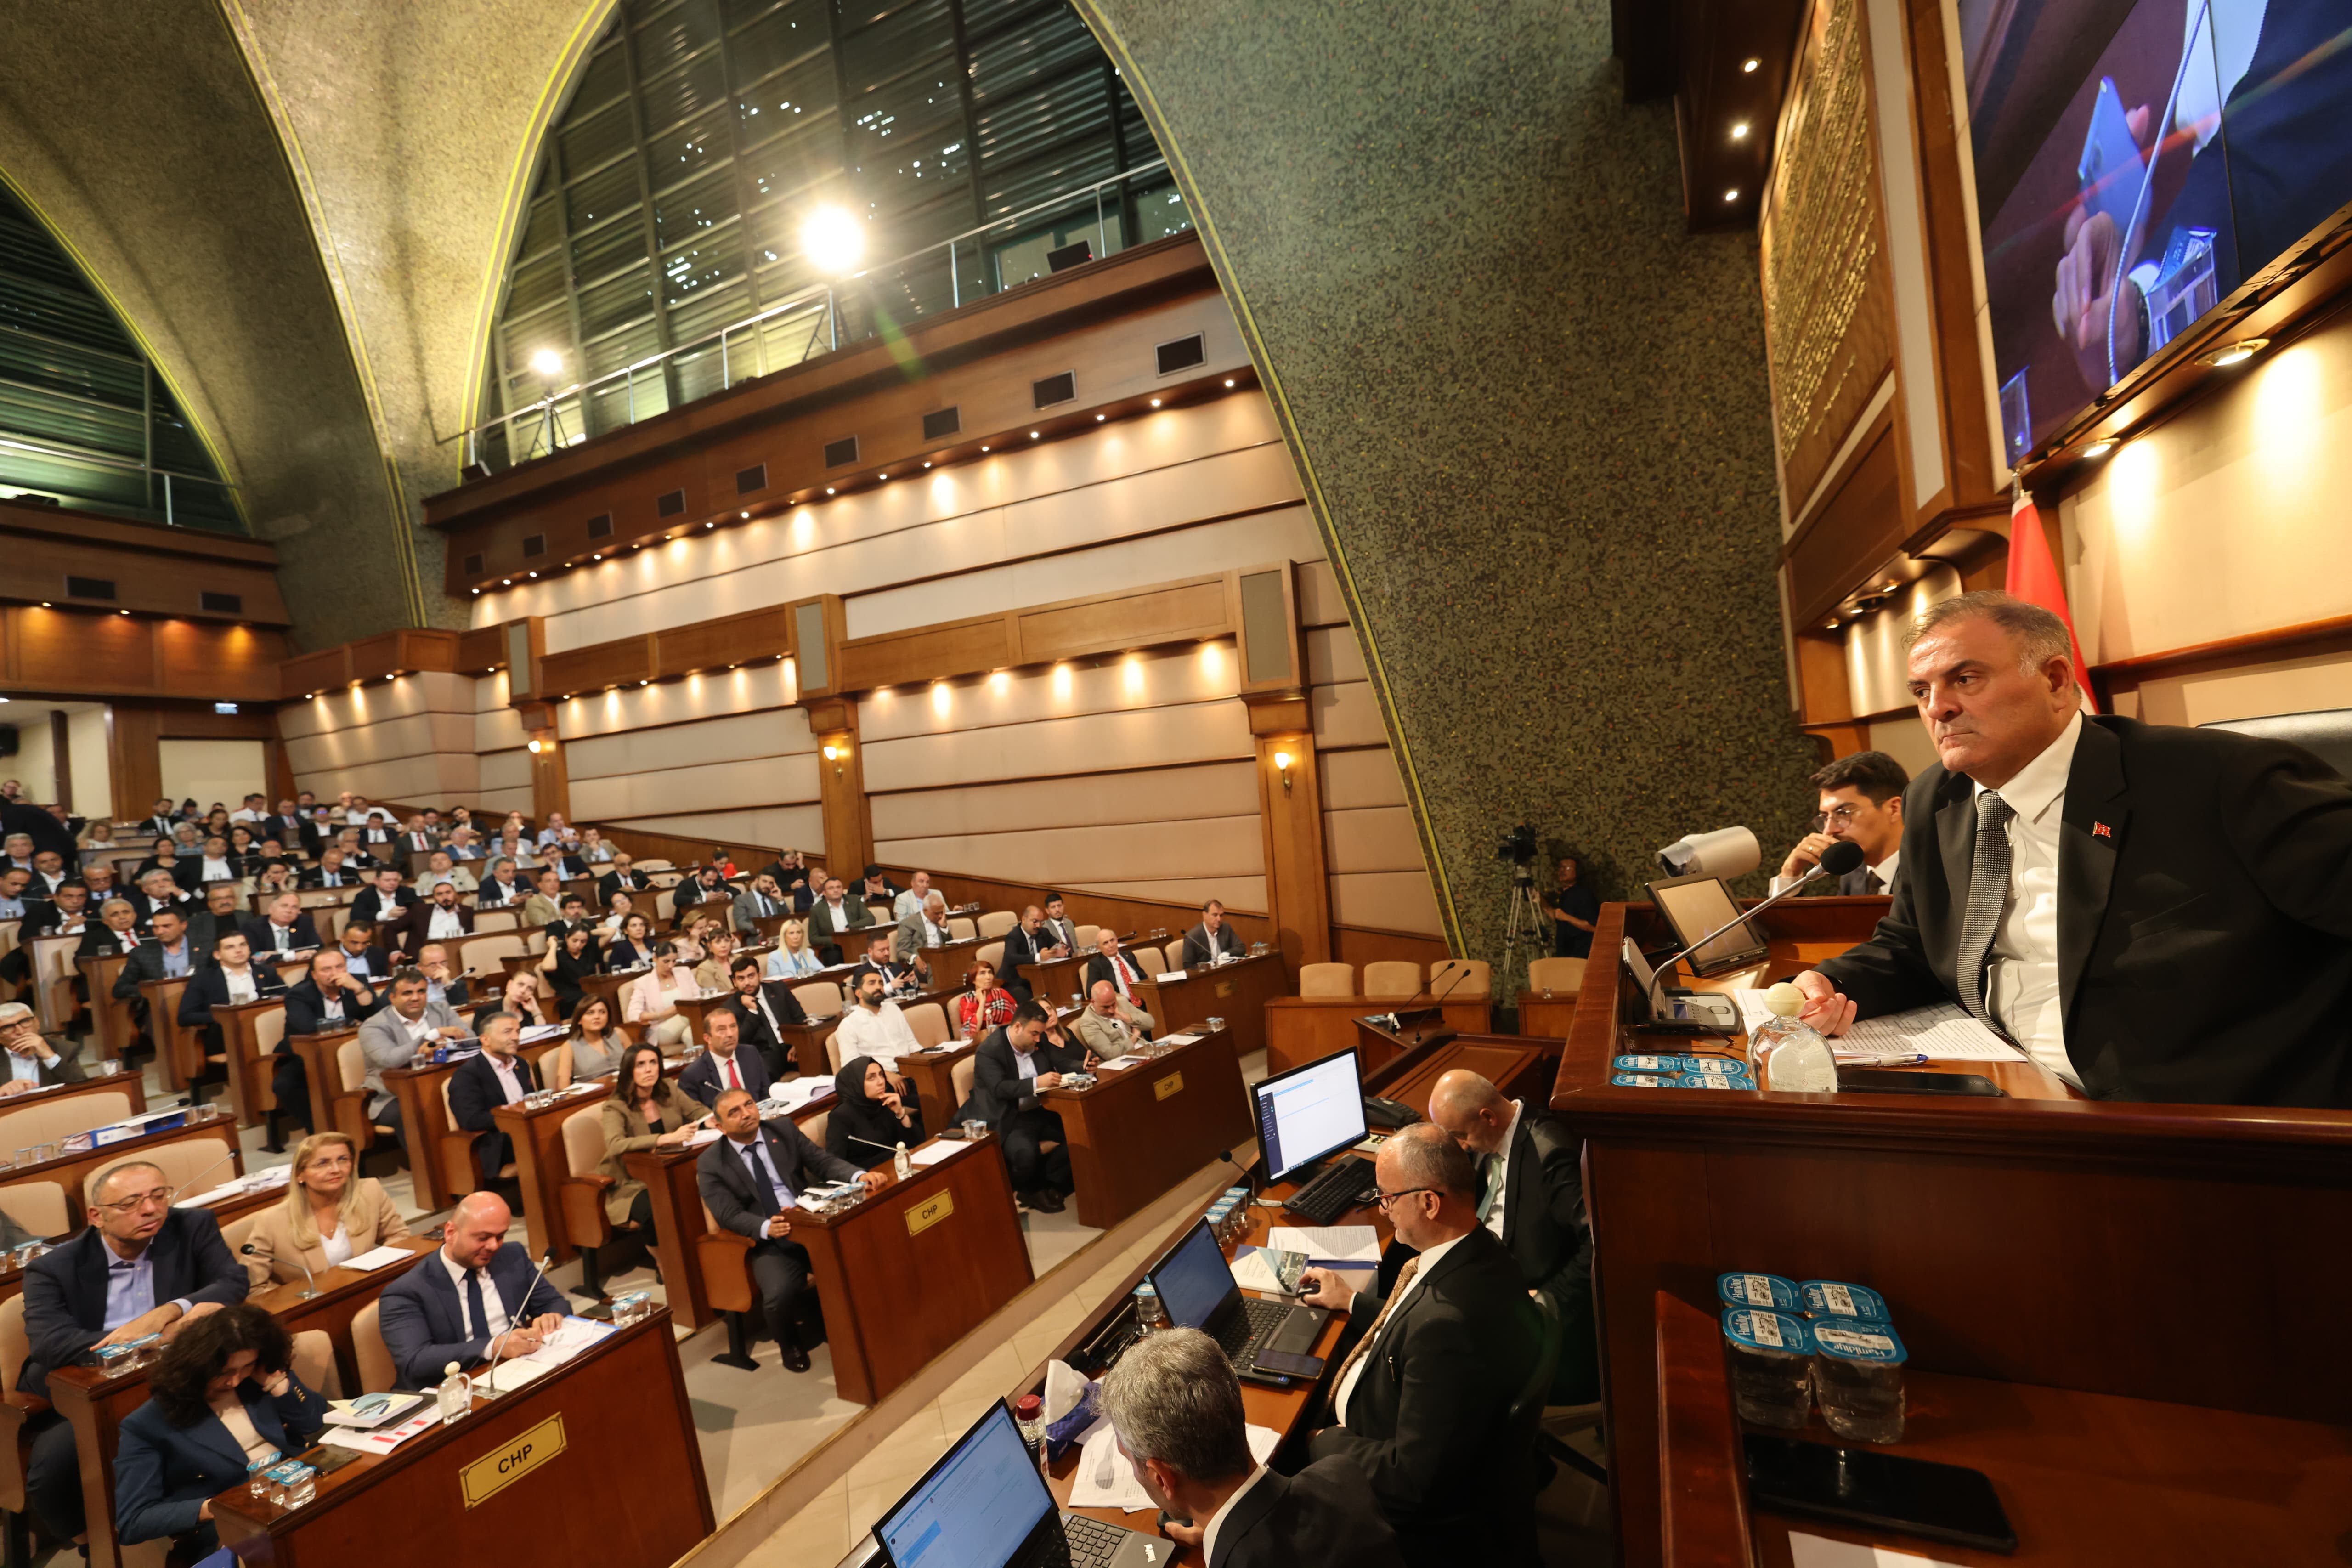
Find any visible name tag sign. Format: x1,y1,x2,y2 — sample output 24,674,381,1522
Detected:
461,1414,567,1508
1214,979,1237,998
906,1189,956,1237
1154,1072,1185,1102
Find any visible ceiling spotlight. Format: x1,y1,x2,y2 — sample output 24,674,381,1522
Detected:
526,739,543,754
1096,414,1106,422
38,601,49,608
638,679,648,686
1731,122,1751,140
2198,337,2269,368
825,487,835,495
1825,620,1838,630
1029,431,1040,439
1724,188,1740,202
1742,57,1760,71
591,554,601,561
1149,398,1161,408
1223,378,1235,387
799,205,865,274
118,609,129,616
526,572,537,578
503,578,512,586
529,348,564,378
922,461,932,468
980,445,989,452
705,521,715,528
740,510,749,518
878,472,888,479
2081,438,2116,458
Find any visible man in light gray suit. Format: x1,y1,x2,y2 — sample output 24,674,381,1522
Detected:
357,968,469,1147
733,873,789,936
893,890,952,974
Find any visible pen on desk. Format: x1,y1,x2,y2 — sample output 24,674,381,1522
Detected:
1832,1052,1929,1066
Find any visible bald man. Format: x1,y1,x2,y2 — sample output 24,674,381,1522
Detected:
1426,1068,1595,1403
1071,979,1152,1062
375,1192,568,1390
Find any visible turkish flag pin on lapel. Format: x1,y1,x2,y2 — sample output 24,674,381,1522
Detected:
2092,822,2114,839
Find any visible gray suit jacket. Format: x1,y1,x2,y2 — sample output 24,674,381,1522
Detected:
358,1000,462,1111
893,907,949,965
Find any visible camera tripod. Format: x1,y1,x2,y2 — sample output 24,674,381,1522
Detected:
1498,862,1551,994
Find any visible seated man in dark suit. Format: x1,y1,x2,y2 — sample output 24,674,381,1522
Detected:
1180,899,1247,968
239,890,322,960
716,955,808,1080
1081,930,1151,1005
133,799,179,840
183,881,248,960
446,1009,539,1188
0,1003,86,1093
396,878,474,957
129,866,195,928
476,856,529,908
758,850,816,912
998,905,1052,1001
349,867,417,931
274,946,386,1152
804,876,869,965
1101,1328,1405,1568
375,1191,567,1389
297,845,361,889
972,1001,1094,1213
595,852,649,906
117,906,198,1033
1793,591,2352,1105
678,1008,773,1108
21,1157,247,1542
75,896,144,962
331,917,395,987
18,877,91,941
849,928,922,1000
177,929,289,1072
1298,1125,1544,1568
695,1086,882,1372
1427,1068,1594,1402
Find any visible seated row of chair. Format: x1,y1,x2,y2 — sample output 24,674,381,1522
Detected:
1293,956,1584,1000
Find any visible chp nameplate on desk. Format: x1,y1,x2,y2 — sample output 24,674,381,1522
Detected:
905,1189,955,1237
461,1414,568,1508
1153,1071,1185,1102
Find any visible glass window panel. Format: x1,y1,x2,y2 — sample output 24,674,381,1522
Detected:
967,8,1097,104
584,317,662,378
506,251,569,318
588,373,666,433
848,63,969,218
869,175,973,254
737,50,839,143
518,192,563,260
722,0,785,29
566,159,641,231
728,0,829,87
499,304,575,380
0,335,143,405
648,106,732,190
753,298,835,369
559,100,637,181
671,342,731,404
639,49,728,136
633,0,720,81
662,226,745,311
571,215,649,288
990,201,1118,289
569,40,630,118
1130,180,1192,243
668,277,750,350
958,0,1061,41
741,116,843,206
980,135,1118,220
654,165,738,248
579,263,656,337
972,67,1111,171
838,0,955,97
0,385,145,455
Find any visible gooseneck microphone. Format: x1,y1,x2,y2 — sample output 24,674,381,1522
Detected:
478,1250,555,1398
1642,840,1866,1023
241,1240,318,1301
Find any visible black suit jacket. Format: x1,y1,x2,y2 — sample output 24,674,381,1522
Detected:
350,887,418,927
719,985,808,1078
238,912,322,957
447,1050,538,1180
283,978,385,1039
970,1029,1084,1125
1210,1459,1407,1568
75,925,143,962
0,800,75,862
1496,1106,1586,1306
1180,922,1246,968
1082,951,1148,997
297,865,361,890
478,876,529,908
376,1245,568,1389
128,884,197,926
21,1210,248,1398
391,901,473,954
1816,715,2352,1105
695,1121,861,1240
678,1046,774,1109
176,962,288,1034
1000,926,1051,995
1308,1225,1542,1568
594,870,647,905
20,901,90,940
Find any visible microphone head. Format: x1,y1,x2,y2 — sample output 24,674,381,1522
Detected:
1818,839,1867,877
239,1242,259,1255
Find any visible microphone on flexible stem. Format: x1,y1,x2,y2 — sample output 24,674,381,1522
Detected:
1642,841,1866,1023
166,1146,249,1204
241,1240,318,1301
478,1250,555,1398
1392,958,1480,1030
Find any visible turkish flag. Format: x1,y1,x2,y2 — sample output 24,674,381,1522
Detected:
2006,491,2101,713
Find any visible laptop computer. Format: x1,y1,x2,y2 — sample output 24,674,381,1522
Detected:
1147,1218,1327,1383
875,1402,1164,1568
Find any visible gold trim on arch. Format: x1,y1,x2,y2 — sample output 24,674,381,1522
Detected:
1066,3,1464,955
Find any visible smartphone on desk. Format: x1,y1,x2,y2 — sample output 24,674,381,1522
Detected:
1836,1068,2004,1097
1744,1434,2017,1553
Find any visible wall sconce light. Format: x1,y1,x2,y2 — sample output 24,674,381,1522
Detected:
526,739,543,754
1273,750,1294,792
824,740,852,777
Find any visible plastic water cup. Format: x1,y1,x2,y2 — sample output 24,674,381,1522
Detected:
1812,1322,1909,1443
97,1060,123,1077
1205,1016,1225,1032
286,1473,316,1507
963,1119,987,1141
247,1460,272,1497
1722,1309,1814,1429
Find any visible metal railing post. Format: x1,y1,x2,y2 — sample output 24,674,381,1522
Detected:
720,327,730,390
162,471,174,528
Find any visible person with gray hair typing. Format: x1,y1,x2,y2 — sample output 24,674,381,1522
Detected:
1101,1327,1403,1568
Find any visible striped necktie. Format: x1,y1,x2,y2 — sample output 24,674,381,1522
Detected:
1955,792,2013,1024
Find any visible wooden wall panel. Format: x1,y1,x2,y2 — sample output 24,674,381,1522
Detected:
540,636,656,699
1785,418,1904,628
106,705,162,822
279,647,347,698
16,609,156,692
653,606,794,680
1014,579,1231,662
0,498,288,625
840,618,1017,693
455,625,507,674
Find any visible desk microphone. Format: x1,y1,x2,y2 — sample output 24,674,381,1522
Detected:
241,1240,318,1301
166,1146,246,1203
478,1250,555,1398
1642,841,1865,1024
1400,958,1481,1023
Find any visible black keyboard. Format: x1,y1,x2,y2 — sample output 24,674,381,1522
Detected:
1214,1296,1295,1364
1060,1511,1136,1568
1283,1155,1374,1225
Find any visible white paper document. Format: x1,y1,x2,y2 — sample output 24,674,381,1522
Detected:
1732,991,2025,1062
1787,1532,1964,1568
1069,1423,1155,1511
1261,1225,1380,1267
765,1077,836,1113
685,1126,724,1149
1096,1057,1142,1071
319,1410,437,1455
1158,1032,1202,1048
518,1023,569,1044
176,1166,294,1208
908,1140,969,1167
339,1245,414,1272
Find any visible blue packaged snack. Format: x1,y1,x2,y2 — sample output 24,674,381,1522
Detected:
1684,1056,1754,1077
1611,1073,1676,1088
1811,1320,1907,1364
1719,1307,1813,1354
1800,1279,1892,1324
1614,1054,1684,1072
1673,1075,1754,1090
1718,1272,1800,1311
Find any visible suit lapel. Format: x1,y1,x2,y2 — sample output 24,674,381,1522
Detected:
1932,771,1977,988
2057,719,2129,1040
1210,1471,1288,1568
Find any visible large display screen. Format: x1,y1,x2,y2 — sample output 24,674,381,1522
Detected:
1963,0,2352,462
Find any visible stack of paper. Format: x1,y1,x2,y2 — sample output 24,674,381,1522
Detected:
1069,1421,1282,1512
323,1393,424,1429
518,1023,569,1044
766,1077,836,1113
319,1410,438,1455
1261,1225,1379,1267
340,1245,414,1272
685,1126,724,1149
909,1140,969,1168
1730,991,2025,1061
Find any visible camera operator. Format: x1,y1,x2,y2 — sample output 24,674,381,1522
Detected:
1542,855,1599,959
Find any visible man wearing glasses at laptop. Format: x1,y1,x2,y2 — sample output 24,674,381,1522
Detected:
1770,751,1908,896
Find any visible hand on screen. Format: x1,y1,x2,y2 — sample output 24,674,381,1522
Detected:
2052,103,2149,391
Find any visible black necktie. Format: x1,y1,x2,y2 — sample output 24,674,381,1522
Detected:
466,1268,491,1339
741,1141,781,1216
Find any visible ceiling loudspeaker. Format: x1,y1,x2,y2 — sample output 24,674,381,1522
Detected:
1031,372,1075,409
586,513,613,538
922,407,961,441
1155,334,1205,375
736,464,768,495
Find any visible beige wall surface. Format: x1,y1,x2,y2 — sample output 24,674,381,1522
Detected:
280,671,481,805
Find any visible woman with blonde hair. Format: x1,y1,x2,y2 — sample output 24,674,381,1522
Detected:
765,918,824,980
236,1132,410,1288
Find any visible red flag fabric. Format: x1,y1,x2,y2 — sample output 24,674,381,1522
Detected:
2006,491,2100,712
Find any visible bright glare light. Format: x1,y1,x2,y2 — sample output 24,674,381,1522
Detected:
800,206,865,273
529,349,564,378
1274,750,1292,770
1742,57,1760,71
1730,122,1751,140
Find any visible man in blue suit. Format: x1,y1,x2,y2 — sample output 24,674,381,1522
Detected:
446,1009,540,1187
22,1158,247,1544
376,1191,566,1389
677,1008,772,1109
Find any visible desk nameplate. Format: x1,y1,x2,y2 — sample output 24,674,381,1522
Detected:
461,1413,566,1508
905,1189,955,1236
1153,1071,1184,1101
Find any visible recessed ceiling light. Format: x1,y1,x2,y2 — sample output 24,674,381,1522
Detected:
1223,378,1235,387
825,487,835,495
1096,414,1105,421
1731,122,1750,140
503,579,511,586
740,510,749,518
2081,438,2115,458
1029,431,1040,439
878,472,888,480
980,445,989,452
1742,57,1760,71
2197,337,2268,368
1149,398,1161,408
923,461,932,467
1724,188,1740,202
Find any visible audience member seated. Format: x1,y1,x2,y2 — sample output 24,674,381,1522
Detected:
20,877,91,941
377,1191,567,1390
236,1132,411,1288
480,970,556,1033
350,867,416,932
418,849,475,894
765,918,825,980
299,845,361,889
113,1304,332,1558
20,1157,247,1544
758,849,816,912
890,870,934,923
447,1009,540,1189
857,864,900,908
681,866,731,911
1181,899,1246,968
542,892,595,949
0,831,36,877
956,958,1018,1041
598,1042,707,1268
695,1087,882,1372
275,947,383,1150
476,856,528,908
1100,1328,1406,1568
75,896,142,961
578,826,615,865
558,996,627,1080
252,859,298,900
678,1009,769,1108
1000,904,1055,1001
607,911,656,972
542,922,605,1018
894,890,951,970
359,968,469,1147
394,815,436,860
734,872,790,934
834,969,922,1079
850,928,922,1000
332,916,394,986
117,906,196,1032
623,941,695,1047
826,1058,925,1170
0,866,28,923
400,878,474,956
183,881,246,957
446,826,486,860
1770,751,1908,897
240,890,321,960
133,798,179,840
806,876,868,964
693,928,743,992
1298,1124,1544,1568
1073,979,1152,1061
972,1001,1093,1212
130,865,193,927
521,867,566,928
671,913,714,968
0,1003,84,1093
179,931,288,1068
182,838,232,892
413,942,472,1011
1084,930,1151,1005
717,955,807,1079
596,852,648,905
1039,892,1080,957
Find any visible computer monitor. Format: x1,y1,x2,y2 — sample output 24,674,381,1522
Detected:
1148,1219,1238,1332
876,1402,1055,1568
1252,1048,1368,1187
1645,873,1769,976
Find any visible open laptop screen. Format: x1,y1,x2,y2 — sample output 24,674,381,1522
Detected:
1149,1220,1237,1332
876,1403,1055,1568
1252,1049,1368,1186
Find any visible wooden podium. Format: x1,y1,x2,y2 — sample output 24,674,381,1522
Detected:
1557,897,2352,1567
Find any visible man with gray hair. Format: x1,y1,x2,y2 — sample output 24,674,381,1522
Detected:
1794,589,2352,1105
1296,1123,1543,1566
1102,1327,1402,1567
0,1002,86,1095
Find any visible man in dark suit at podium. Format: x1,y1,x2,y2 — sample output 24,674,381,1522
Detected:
1794,591,2352,1106
1101,1328,1404,1568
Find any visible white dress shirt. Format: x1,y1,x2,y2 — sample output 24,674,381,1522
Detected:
199,856,233,882
320,1221,353,1268
485,1053,527,1104
1200,1466,1273,1568
1336,1230,1467,1426
427,906,466,940
1975,713,2084,1089
223,966,259,1004
1480,1100,1523,1240
833,1001,919,1070
439,1249,510,1339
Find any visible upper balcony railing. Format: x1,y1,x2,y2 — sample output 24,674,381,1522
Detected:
452,158,1180,475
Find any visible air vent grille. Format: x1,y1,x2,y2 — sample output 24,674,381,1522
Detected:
522,533,546,557
824,436,859,468
1032,372,1075,409
586,513,613,538
922,407,961,441
1156,334,1206,375
199,591,242,614
65,575,116,601
735,464,767,495
463,552,486,576
656,489,686,517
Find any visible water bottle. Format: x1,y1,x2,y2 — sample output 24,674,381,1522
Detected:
1132,1281,1168,1338
1014,1393,1046,1468
1753,983,1838,1093
437,1361,473,1426
893,1141,913,1180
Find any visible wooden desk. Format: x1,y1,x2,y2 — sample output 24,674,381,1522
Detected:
1560,896,2352,1568
897,1042,977,1122
384,1038,571,1215
215,995,286,1128
0,1113,239,1228
493,1084,612,1263
211,1311,713,1568
286,1028,363,1148
0,1070,148,1138
44,1238,435,1568
136,975,204,1093
1132,951,1289,1059
26,934,82,1034
1040,1026,1251,1232
76,951,137,1063
1261,996,1492,1076
621,1098,832,1331
1514,987,1580,1043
